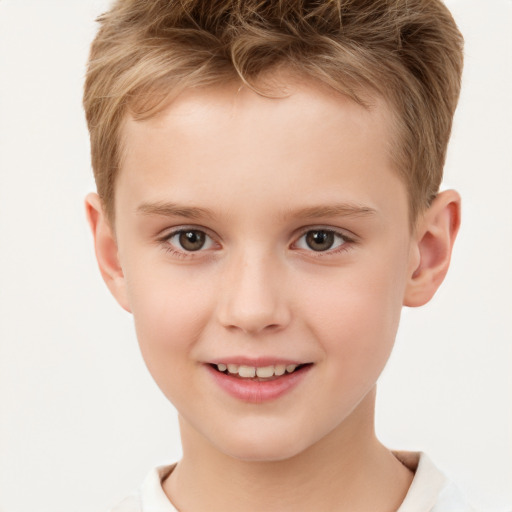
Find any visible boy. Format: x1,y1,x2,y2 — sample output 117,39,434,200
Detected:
83,0,472,510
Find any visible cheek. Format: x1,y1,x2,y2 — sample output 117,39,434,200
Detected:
124,261,215,394
303,257,407,381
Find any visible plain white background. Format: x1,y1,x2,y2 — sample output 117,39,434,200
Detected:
0,1,510,511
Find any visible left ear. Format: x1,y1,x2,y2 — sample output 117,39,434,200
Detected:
404,190,461,307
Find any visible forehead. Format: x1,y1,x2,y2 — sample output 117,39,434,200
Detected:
123,77,392,159
117,77,406,226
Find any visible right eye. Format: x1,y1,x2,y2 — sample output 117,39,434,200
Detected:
293,228,350,253
165,229,215,252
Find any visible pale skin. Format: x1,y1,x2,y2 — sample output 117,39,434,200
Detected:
86,76,460,512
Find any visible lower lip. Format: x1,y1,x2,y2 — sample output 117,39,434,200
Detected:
206,365,312,403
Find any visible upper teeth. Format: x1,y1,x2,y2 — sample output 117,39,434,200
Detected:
217,363,298,378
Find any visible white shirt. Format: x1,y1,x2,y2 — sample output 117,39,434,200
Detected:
109,452,476,512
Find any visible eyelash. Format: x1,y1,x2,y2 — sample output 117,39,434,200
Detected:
158,226,355,259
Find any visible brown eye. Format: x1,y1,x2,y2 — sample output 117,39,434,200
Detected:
178,230,206,251
305,230,336,251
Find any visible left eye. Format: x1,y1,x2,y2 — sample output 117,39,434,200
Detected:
295,229,347,252
167,229,215,252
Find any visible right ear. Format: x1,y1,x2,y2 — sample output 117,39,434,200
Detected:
85,193,131,313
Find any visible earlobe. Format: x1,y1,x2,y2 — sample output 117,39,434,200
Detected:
403,190,461,307
85,193,132,313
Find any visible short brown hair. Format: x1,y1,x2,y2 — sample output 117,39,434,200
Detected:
83,0,464,222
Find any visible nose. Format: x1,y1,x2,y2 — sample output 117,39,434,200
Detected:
216,250,291,335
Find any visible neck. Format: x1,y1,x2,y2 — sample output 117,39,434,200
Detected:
163,387,413,512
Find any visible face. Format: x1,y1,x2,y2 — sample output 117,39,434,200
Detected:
111,79,417,461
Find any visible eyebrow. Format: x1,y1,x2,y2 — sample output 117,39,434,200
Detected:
137,201,377,221
137,202,377,219
137,201,216,220
282,203,378,220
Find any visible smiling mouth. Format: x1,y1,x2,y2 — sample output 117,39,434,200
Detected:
210,363,312,380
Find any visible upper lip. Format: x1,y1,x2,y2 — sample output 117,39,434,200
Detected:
207,356,309,367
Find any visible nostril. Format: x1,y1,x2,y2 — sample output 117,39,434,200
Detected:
223,321,284,335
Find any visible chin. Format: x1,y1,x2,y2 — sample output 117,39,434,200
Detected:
213,428,315,462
